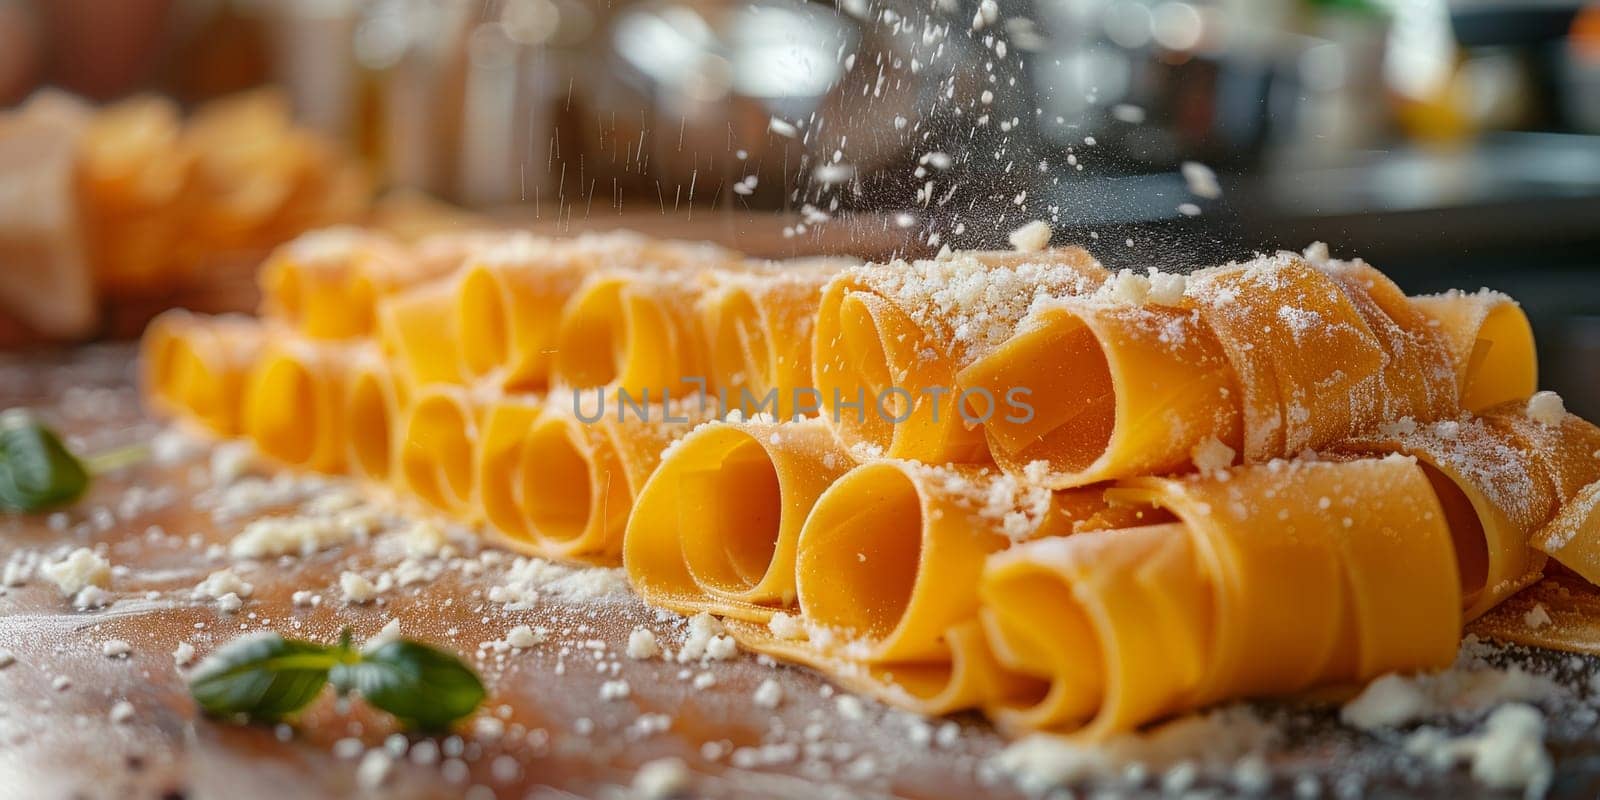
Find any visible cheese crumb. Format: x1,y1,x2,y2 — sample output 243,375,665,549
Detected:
627,628,661,660
767,611,806,641
72,586,110,610
216,592,243,613
340,571,379,604
836,695,866,721
101,639,131,658
173,641,195,667
1191,436,1236,474
1526,391,1565,427
1007,220,1052,253
599,679,632,701
1105,269,1150,305
507,624,547,649
364,619,403,652
1523,603,1552,630
41,548,110,597
356,749,394,790
1146,271,1188,305
109,701,135,724
677,613,728,662
1405,704,1551,797
754,678,784,709
193,569,254,602
633,757,692,799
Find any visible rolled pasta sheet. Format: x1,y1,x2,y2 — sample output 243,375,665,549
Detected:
343,349,408,484
475,392,548,545
811,249,1107,463
257,227,423,339
140,310,265,436
980,457,1461,738
454,235,590,390
958,296,1242,489
493,396,713,562
376,278,466,387
242,337,363,473
551,270,711,393
1335,405,1600,619
699,265,838,420
397,384,483,519
1185,254,1459,463
624,418,853,620
794,461,1073,663
1411,289,1537,412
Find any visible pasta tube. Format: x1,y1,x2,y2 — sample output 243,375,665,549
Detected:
980,457,1461,738
487,396,713,562
257,227,421,339
624,418,853,620
1410,289,1537,412
699,264,840,419
241,337,361,473
453,235,588,390
377,278,466,388
551,270,711,393
397,384,482,519
811,249,1107,463
140,310,265,436
343,349,408,484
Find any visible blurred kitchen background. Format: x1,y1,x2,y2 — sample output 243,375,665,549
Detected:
0,0,1597,414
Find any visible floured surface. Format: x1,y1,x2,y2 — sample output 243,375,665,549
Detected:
5,345,1600,799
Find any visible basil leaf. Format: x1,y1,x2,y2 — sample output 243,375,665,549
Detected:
0,414,90,512
331,640,485,729
188,633,339,720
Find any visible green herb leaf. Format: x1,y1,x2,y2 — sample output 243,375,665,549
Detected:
188,633,341,720
0,411,90,512
330,640,486,729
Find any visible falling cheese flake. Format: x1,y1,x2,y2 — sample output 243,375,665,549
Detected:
1007,220,1052,253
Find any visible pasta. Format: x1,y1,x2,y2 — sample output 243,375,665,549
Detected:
811,249,1107,463
624,417,852,620
485,396,713,562
241,336,360,473
376,278,466,388
551,270,711,393
699,264,842,419
397,384,482,519
1410,289,1537,412
980,457,1461,737
257,228,416,339
343,348,407,484
140,310,266,436
453,235,587,390
133,225,1600,751
963,253,1493,488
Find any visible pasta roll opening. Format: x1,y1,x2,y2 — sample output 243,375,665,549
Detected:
1418,462,1491,602
457,265,510,377
346,365,396,481
958,311,1116,480
244,353,318,466
705,290,773,409
553,279,625,388
796,463,926,643
399,389,477,515
1464,302,1537,411
517,416,600,543
674,436,784,595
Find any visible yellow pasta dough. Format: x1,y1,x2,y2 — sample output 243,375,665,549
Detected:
453,235,589,391
376,278,466,388
551,270,711,394
397,384,482,519
140,310,266,436
811,249,1107,463
1335,404,1600,619
484,396,712,562
343,349,407,484
1411,289,1537,412
699,264,840,420
624,418,853,620
257,227,422,339
794,460,1070,662
241,336,363,473
981,457,1461,738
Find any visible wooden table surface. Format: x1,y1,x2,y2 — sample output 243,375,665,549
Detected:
3,344,1600,800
